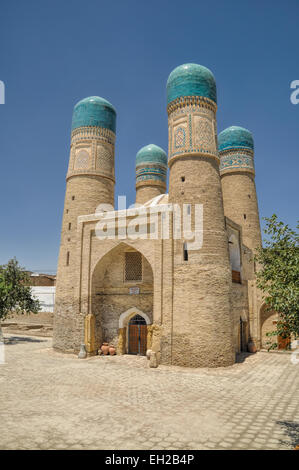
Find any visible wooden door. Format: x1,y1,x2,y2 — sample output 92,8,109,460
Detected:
128,316,147,355
139,325,147,355
128,325,139,354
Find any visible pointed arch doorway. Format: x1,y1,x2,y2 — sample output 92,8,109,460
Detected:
128,314,147,355
118,307,151,356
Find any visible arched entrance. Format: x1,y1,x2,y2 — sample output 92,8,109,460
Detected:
118,307,151,355
128,314,147,355
91,243,154,352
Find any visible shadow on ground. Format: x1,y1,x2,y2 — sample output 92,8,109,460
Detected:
4,335,46,345
277,420,299,448
236,352,254,363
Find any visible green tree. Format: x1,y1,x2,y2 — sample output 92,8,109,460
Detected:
0,258,40,340
255,215,299,349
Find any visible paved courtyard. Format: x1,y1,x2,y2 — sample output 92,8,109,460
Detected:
0,334,298,450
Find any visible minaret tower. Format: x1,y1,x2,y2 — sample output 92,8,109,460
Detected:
53,96,116,352
167,64,234,367
135,144,167,204
218,126,262,252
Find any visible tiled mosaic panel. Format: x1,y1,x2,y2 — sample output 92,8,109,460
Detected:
169,109,217,158
219,151,254,172
136,164,167,183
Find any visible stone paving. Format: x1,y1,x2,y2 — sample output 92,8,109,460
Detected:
0,334,298,450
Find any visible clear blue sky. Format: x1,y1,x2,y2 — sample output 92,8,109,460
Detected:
0,0,298,273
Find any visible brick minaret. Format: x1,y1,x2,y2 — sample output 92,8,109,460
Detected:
167,64,234,367
135,144,167,205
218,126,262,253
53,96,116,352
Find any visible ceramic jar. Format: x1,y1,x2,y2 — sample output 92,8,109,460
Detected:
248,341,257,353
101,343,110,355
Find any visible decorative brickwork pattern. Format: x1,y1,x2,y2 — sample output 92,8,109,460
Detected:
136,164,167,183
194,116,216,153
220,149,254,173
71,126,115,146
174,127,186,148
96,143,114,175
74,149,90,170
67,127,115,182
168,105,218,161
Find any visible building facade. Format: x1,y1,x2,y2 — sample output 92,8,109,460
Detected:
53,63,268,367
29,273,56,313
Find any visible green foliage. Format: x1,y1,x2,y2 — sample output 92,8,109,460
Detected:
255,215,299,349
0,258,40,321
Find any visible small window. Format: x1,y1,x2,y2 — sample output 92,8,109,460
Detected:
68,222,71,230
244,214,246,220
183,242,188,261
66,251,70,266
181,176,185,182
125,252,142,281
66,209,69,214
72,196,75,201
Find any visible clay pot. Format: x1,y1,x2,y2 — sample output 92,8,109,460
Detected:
109,346,116,355
101,343,110,355
248,341,257,353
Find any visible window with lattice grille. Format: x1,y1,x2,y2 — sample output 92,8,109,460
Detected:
125,252,142,281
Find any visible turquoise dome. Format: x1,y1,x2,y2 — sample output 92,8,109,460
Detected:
72,96,116,132
218,126,254,152
167,63,217,104
136,144,167,167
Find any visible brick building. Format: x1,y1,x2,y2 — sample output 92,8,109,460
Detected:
53,63,273,367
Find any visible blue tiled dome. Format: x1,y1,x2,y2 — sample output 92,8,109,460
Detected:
136,144,167,185
72,96,116,132
136,144,167,167
167,63,217,104
218,126,254,152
